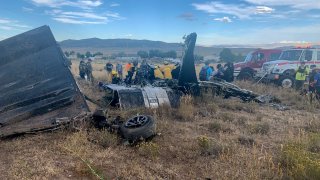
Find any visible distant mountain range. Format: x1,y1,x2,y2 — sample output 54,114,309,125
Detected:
59,38,319,56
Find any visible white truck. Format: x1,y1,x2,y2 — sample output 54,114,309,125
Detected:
256,48,320,88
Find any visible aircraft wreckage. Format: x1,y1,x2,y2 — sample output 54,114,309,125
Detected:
100,33,285,110
0,26,286,138
0,26,89,137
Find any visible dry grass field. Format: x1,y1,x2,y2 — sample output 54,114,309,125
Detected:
1,60,320,179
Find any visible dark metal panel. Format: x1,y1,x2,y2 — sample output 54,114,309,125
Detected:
0,25,88,137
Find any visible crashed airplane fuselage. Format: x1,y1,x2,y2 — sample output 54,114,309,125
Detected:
0,26,88,137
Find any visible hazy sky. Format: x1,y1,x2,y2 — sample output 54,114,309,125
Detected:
0,0,320,45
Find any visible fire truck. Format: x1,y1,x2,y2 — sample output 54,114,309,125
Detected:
256,47,320,88
234,49,281,80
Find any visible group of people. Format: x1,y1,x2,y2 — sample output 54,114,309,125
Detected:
79,59,180,85
295,61,320,98
199,61,234,82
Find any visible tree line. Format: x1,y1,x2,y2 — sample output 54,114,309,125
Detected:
137,50,177,59
219,48,245,62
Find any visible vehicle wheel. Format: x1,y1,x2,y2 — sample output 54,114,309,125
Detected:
120,115,156,142
237,71,253,81
279,75,294,88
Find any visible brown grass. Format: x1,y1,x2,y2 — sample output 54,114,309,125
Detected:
1,67,320,179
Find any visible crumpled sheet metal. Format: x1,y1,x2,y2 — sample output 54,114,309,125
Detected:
102,84,180,109
0,26,88,137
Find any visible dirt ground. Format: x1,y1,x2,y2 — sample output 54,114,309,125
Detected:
1,61,320,179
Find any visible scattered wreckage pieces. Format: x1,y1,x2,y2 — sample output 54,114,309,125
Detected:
0,26,88,137
201,79,289,110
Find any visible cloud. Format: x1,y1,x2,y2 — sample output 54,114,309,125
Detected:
22,7,34,12
213,16,232,23
178,13,196,21
30,0,125,24
244,0,320,10
110,3,120,7
31,0,103,9
48,10,124,24
52,17,105,24
0,18,31,31
197,24,320,45
192,2,274,19
255,6,274,14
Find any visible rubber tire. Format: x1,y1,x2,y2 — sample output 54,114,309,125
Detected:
237,71,253,81
279,75,295,88
120,115,156,142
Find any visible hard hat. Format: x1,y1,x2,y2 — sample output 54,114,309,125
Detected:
164,61,169,65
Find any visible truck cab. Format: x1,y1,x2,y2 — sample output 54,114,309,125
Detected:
256,48,320,88
234,49,281,80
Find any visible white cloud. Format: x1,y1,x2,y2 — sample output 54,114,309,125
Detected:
192,2,274,19
244,0,320,10
213,16,232,23
30,0,125,24
61,12,108,20
31,0,103,9
52,17,105,24
198,24,320,45
255,6,274,14
110,3,120,7
0,18,31,31
47,10,124,24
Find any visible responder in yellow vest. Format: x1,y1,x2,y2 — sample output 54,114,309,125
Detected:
154,65,164,79
295,61,309,90
160,61,175,79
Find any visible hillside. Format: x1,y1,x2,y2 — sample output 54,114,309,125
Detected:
59,38,255,56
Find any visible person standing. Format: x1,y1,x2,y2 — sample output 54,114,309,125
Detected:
79,60,86,79
105,62,113,82
116,63,123,79
199,61,213,81
313,68,320,99
223,62,234,82
85,59,93,82
295,61,309,90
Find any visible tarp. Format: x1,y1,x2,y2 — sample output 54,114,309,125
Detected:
0,25,88,137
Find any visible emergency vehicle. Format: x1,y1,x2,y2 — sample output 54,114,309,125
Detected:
256,47,320,88
233,49,281,80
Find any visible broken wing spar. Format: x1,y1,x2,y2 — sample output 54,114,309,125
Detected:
0,25,88,137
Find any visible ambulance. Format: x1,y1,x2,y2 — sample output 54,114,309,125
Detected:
256,47,320,88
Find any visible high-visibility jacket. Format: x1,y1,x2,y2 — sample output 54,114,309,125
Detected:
125,63,132,72
160,64,175,79
154,68,164,79
295,66,309,81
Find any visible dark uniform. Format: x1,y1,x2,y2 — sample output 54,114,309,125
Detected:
79,61,86,79
85,60,93,82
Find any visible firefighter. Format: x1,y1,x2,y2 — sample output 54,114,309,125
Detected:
111,70,121,84
154,65,164,79
160,61,175,79
295,61,309,90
